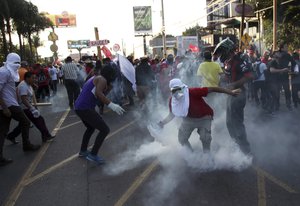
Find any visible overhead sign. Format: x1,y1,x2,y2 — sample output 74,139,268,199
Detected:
46,11,77,27
89,40,110,47
230,3,255,17
133,6,152,34
67,40,90,49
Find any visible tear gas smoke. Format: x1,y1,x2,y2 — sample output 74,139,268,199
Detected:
104,55,298,205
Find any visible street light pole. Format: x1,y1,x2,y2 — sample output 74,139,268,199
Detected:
273,0,277,51
161,0,166,58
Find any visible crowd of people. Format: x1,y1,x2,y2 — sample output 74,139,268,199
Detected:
1,39,299,166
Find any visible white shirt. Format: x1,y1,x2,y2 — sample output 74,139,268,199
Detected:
49,67,58,81
0,68,19,109
17,81,33,110
254,62,267,82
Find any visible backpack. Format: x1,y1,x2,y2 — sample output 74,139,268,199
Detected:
37,70,47,83
252,62,262,80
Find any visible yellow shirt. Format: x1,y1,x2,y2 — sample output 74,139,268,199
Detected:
197,61,223,87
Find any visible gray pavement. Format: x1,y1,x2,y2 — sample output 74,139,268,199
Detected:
1,84,300,206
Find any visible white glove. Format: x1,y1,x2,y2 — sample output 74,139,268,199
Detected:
107,102,125,115
31,109,40,118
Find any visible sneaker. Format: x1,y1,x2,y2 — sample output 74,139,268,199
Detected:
86,153,105,164
23,143,40,152
78,150,90,157
0,157,13,167
42,135,56,143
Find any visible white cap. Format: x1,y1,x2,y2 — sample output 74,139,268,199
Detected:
169,78,185,91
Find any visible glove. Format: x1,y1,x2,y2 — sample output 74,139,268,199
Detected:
31,109,40,118
107,102,125,115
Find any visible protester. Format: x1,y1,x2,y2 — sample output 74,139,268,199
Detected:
197,51,224,111
34,63,50,101
74,65,125,165
269,43,295,110
291,52,300,108
252,54,268,108
213,38,253,155
61,56,80,109
18,61,30,85
6,72,55,143
135,56,155,110
0,53,40,166
49,64,58,95
157,78,240,152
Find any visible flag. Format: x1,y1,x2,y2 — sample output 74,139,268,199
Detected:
118,54,136,91
101,46,113,59
189,44,199,52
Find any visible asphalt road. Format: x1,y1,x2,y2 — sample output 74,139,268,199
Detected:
1,83,300,206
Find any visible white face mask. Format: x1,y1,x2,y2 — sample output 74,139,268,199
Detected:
172,89,184,99
7,63,21,82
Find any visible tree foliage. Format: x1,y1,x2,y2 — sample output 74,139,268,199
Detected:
0,0,52,63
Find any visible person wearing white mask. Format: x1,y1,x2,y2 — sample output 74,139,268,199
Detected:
0,53,40,167
158,78,240,152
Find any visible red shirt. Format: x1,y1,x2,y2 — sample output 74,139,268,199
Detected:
169,87,213,118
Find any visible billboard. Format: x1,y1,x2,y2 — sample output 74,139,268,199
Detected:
133,6,152,34
176,36,198,56
46,11,77,27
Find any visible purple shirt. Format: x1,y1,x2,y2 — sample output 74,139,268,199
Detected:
75,77,97,110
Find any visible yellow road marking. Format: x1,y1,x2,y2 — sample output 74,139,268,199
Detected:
25,120,137,186
114,160,159,206
253,166,298,194
4,108,70,206
257,169,266,206
59,121,81,130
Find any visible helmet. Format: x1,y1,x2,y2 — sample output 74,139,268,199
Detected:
213,38,235,62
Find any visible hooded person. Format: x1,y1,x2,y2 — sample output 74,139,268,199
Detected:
158,78,240,152
0,53,40,166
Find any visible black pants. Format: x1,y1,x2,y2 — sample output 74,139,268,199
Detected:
252,80,267,107
226,90,251,154
0,106,31,158
64,79,80,107
276,80,291,108
292,83,300,107
36,85,50,99
50,80,58,94
8,109,51,140
75,109,110,155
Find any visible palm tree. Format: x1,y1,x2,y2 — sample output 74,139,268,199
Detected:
33,35,42,61
0,0,9,56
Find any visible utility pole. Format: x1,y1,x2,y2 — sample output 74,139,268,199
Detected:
94,27,102,60
273,0,277,51
161,0,166,58
239,0,246,51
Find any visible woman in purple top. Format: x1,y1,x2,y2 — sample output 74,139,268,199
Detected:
75,65,125,165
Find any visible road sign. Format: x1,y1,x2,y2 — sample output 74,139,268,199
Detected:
113,44,120,52
241,33,252,46
50,43,58,52
48,32,58,42
89,40,110,47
